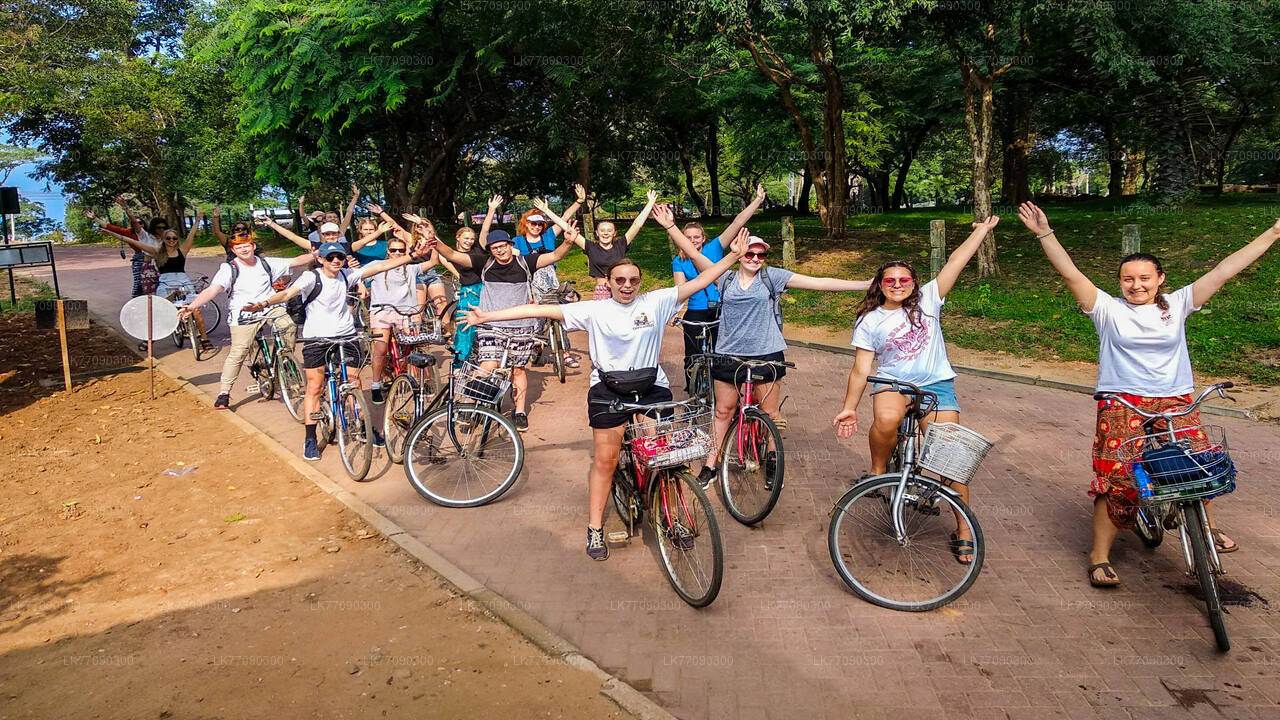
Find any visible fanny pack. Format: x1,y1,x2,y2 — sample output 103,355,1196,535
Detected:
595,366,658,396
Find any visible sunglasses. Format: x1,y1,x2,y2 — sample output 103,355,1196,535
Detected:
881,277,915,287
743,252,766,260
387,247,407,254
324,254,347,262
611,276,641,286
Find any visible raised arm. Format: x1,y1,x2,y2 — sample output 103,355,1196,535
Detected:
339,184,360,234
433,236,473,268
785,273,871,292
107,228,155,254
623,188,658,244
1018,202,1098,311
115,195,143,236
262,216,313,251
654,203,715,273
298,194,307,227
534,222,579,268
478,194,502,245
550,183,587,238
717,184,767,249
352,220,392,251
933,215,999,297
180,209,203,255
211,205,227,247
531,198,584,250
833,348,876,437
677,228,747,303
358,239,435,279
463,303,563,328
1192,219,1280,307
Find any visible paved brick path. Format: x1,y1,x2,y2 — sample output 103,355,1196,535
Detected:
30,247,1280,719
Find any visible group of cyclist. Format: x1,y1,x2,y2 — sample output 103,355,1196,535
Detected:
96,187,1279,581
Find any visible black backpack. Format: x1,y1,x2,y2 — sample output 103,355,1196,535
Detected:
718,266,784,330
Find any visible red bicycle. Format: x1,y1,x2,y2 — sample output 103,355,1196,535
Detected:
708,354,794,526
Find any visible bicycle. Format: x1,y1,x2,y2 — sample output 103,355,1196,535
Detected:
673,316,719,407
238,307,307,423
400,326,530,507
166,285,218,361
603,396,724,607
372,303,447,463
827,377,991,611
1102,383,1238,651
705,353,794,526
309,336,376,482
531,281,579,384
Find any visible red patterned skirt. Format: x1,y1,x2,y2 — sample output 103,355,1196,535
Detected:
1091,393,1202,529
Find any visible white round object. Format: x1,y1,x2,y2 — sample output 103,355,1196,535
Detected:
119,295,179,341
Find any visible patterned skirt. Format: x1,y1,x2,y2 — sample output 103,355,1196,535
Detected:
1091,393,1201,529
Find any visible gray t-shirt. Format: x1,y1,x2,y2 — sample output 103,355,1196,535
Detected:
714,267,794,355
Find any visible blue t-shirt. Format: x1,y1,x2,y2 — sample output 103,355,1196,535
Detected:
671,237,724,311
514,228,557,255
354,238,387,267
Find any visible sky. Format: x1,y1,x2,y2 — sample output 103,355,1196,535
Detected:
8,164,67,227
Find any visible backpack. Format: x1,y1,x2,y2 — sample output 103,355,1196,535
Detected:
223,256,306,324
288,268,343,326
718,266,784,330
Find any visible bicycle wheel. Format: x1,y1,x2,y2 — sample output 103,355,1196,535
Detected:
253,346,276,400
314,386,334,452
611,466,641,532
384,374,418,464
689,362,710,406
1133,505,1165,548
336,387,373,481
549,322,566,383
404,404,524,507
1183,501,1229,651
650,469,723,607
277,353,306,423
172,319,185,348
187,319,202,361
717,408,785,526
201,301,223,335
828,474,984,612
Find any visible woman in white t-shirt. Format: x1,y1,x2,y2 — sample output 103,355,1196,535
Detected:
461,232,747,562
833,216,1000,565
1018,202,1279,588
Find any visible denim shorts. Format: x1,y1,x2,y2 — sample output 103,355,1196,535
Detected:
873,378,960,413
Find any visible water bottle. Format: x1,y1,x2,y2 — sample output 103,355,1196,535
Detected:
1133,464,1155,500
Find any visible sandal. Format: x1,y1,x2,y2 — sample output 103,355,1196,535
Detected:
949,533,975,566
1088,562,1120,587
1210,527,1239,554
563,354,580,369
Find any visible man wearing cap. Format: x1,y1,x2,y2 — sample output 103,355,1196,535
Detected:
178,233,317,410
435,225,577,431
243,239,436,461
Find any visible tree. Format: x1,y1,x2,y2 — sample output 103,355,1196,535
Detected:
0,145,39,185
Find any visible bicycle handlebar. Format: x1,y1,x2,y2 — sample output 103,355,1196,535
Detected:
237,306,289,324
868,376,939,415
673,317,721,328
708,352,795,369
370,303,425,317
590,397,700,414
1093,382,1235,418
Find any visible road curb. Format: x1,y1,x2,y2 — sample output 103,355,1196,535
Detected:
83,309,675,720
784,337,1261,422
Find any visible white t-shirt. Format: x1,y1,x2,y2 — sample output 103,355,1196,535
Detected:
211,256,296,326
851,279,956,386
1087,284,1199,396
369,263,423,311
560,286,682,389
290,268,366,340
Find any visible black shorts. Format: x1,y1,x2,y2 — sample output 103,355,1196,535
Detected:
587,382,673,430
302,339,368,370
711,351,788,385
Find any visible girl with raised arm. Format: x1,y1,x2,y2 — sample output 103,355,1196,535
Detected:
533,189,658,300
1017,201,1278,587
832,216,1001,565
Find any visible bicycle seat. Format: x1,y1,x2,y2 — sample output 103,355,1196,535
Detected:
406,353,436,368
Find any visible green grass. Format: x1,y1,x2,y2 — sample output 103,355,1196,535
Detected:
0,276,59,315
545,194,1280,384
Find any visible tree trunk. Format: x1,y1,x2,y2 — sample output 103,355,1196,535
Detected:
1213,115,1247,194
867,171,891,212
1105,130,1126,198
893,121,935,209
1125,149,1143,195
797,166,812,215
963,70,999,277
705,119,721,217
679,143,709,217
1148,98,1193,205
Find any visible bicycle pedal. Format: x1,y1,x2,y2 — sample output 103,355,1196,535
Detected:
309,412,326,421
605,531,631,547
245,384,260,394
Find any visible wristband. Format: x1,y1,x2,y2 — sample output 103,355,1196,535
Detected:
1036,230,1056,240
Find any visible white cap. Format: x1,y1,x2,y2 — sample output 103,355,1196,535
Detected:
746,235,771,251
526,214,548,224
319,222,341,234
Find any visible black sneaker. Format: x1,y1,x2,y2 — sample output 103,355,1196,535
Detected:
372,429,385,448
371,385,385,404
764,451,778,491
586,527,608,561
696,465,716,489
512,412,529,432
303,438,321,461
214,393,230,410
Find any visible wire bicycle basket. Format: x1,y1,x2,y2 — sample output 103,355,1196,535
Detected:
625,405,714,470
917,422,994,485
451,360,511,405
396,318,445,346
1117,425,1236,502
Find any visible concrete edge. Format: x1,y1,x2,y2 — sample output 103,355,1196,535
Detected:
784,337,1261,422
79,307,675,720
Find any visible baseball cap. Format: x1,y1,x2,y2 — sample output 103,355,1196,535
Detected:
484,230,513,248
319,222,342,234
526,214,548,224
746,236,771,251
317,242,347,258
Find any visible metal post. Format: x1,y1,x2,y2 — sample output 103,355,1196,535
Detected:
1122,225,1141,255
930,220,946,277
5,214,14,306
146,294,155,399
781,216,796,271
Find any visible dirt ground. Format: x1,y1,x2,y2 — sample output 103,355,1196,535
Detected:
0,312,629,719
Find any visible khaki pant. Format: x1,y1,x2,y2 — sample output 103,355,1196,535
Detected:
219,314,297,395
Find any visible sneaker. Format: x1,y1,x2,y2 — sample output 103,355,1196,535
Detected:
696,465,717,489
214,393,230,410
764,451,778,491
668,521,695,551
512,412,529,432
303,438,321,461
586,526,609,561
372,429,385,448
371,384,385,405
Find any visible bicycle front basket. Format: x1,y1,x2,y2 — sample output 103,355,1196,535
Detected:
626,405,713,470
452,361,510,405
918,422,994,485
1136,426,1235,500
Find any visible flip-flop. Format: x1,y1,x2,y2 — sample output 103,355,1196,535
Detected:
563,354,580,369
949,533,975,565
1210,528,1239,554
1088,562,1120,587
